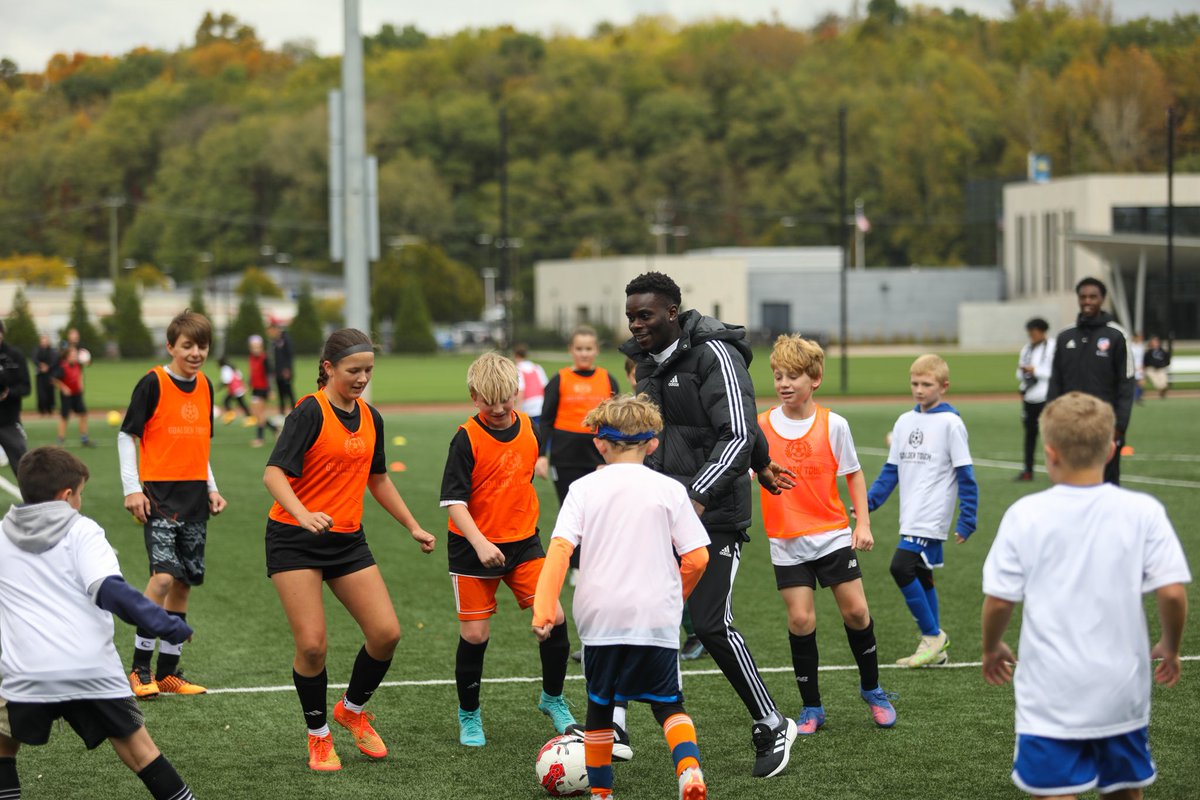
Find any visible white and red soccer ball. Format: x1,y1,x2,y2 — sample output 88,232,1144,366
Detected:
535,734,589,797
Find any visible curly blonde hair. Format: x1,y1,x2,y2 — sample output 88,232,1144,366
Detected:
583,394,663,449
466,352,519,404
769,334,824,379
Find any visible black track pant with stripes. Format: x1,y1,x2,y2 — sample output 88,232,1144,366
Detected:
686,529,779,721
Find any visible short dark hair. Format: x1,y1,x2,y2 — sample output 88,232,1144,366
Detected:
1025,317,1049,332
17,446,89,503
625,272,682,307
513,343,529,358
167,310,213,348
1075,277,1107,298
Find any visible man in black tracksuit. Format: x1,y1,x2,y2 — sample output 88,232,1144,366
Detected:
0,320,31,476
1046,276,1135,485
620,271,798,779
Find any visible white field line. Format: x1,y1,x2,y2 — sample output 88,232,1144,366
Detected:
857,448,1200,490
0,473,20,501
205,655,1200,696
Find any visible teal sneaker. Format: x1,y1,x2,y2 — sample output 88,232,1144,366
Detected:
796,705,825,735
860,687,898,728
458,707,486,746
538,691,577,733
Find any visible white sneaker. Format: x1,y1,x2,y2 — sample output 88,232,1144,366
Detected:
611,722,633,762
898,630,949,668
679,765,706,800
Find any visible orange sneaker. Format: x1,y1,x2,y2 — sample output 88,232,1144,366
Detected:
307,733,342,771
333,699,388,758
157,672,207,695
128,667,159,700
679,766,706,800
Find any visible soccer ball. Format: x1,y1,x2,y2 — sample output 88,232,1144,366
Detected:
77,348,91,366
535,734,589,797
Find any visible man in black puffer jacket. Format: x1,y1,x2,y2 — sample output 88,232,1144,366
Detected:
619,271,798,779
0,320,31,476
1046,276,1135,484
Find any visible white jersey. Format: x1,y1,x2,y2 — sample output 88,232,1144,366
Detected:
983,484,1191,739
1016,339,1055,404
552,463,710,648
886,406,972,540
767,406,860,564
515,360,549,418
0,515,128,702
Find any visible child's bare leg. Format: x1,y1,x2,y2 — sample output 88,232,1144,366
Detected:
830,579,870,630
143,573,173,606
163,580,190,615
110,727,193,799
78,413,88,437
56,417,66,441
328,566,401,716
1099,790,1142,800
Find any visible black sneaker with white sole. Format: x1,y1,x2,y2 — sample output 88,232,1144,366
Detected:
751,717,797,778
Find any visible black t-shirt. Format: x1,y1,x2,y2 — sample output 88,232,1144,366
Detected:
267,394,387,478
121,369,215,522
537,369,618,468
439,413,541,504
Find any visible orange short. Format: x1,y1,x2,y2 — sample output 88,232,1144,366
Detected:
452,557,545,621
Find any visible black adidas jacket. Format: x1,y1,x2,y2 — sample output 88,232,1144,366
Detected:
620,310,768,534
1047,310,1136,433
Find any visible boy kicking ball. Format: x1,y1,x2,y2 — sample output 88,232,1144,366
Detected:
982,392,1189,800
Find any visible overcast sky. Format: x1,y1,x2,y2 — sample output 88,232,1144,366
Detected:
2,0,1196,72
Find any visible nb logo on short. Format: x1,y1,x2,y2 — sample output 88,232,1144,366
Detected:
848,559,858,569
668,375,680,387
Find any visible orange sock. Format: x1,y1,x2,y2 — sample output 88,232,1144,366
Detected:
662,713,700,775
584,729,614,795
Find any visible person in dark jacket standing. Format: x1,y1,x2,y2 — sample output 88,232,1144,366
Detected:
620,271,798,779
34,334,57,416
1046,277,1135,485
268,323,296,414
0,320,31,475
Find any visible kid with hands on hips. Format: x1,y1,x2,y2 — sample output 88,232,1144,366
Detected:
867,354,977,669
263,328,435,772
532,394,711,800
982,392,1189,800
119,311,226,699
440,353,576,747
757,335,896,735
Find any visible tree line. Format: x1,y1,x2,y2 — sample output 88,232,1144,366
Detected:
0,3,1197,334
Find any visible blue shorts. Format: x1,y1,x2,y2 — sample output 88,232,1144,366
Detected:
897,536,944,570
1012,728,1156,796
582,645,682,706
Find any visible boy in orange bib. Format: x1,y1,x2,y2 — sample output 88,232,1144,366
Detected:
758,335,896,734
440,353,576,746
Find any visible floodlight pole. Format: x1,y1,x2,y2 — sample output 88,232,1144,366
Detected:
1166,106,1175,348
341,0,370,340
838,105,848,394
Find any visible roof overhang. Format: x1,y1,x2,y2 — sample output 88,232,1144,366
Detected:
1067,232,1200,274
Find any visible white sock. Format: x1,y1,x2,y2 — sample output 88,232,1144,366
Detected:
755,710,784,730
612,704,627,730
308,724,330,737
341,696,364,714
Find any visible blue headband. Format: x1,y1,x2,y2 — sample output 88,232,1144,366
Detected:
596,425,656,443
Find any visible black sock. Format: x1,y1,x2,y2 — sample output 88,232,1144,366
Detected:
293,668,328,732
136,754,192,800
154,612,186,680
846,618,880,692
344,645,392,708
131,626,156,671
456,638,488,712
789,630,821,707
539,622,570,697
0,756,19,796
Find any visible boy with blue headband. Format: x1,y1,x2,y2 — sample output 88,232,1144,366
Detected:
534,393,711,800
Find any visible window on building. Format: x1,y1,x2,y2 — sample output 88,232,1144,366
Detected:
1112,206,1200,236
761,302,791,339
1016,216,1026,295
1064,211,1076,287
576,305,590,324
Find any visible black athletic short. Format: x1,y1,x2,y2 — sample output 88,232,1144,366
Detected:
774,546,863,590
252,388,270,400
59,394,86,417
581,644,683,705
6,697,144,749
265,519,376,579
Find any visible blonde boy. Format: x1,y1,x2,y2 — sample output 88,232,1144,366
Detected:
758,336,895,733
866,354,977,667
982,393,1189,799
533,394,710,800
439,352,575,746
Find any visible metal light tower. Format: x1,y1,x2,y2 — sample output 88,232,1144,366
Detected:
340,0,370,338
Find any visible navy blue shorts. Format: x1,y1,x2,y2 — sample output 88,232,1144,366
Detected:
582,644,682,706
1012,728,1156,796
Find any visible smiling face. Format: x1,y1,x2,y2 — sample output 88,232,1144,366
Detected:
1077,284,1104,318
167,334,210,379
910,372,948,411
569,334,598,370
625,292,680,354
470,388,517,430
323,351,374,405
773,368,821,417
